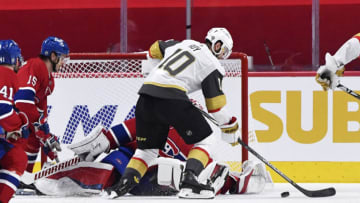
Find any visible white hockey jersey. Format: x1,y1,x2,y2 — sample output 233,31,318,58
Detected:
139,40,227,111
333,33,360,67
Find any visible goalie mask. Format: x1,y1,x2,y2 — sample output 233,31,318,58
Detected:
205,28,233,59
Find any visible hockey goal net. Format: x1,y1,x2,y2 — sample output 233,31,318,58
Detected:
50,52,256,172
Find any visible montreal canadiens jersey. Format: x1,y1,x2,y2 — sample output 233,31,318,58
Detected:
0,66,23,132
109,118,193,161
139,39,227,111
14,57,54,123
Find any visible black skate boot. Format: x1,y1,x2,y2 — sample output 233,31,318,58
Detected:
105,168,141,198
178,170,214,199
16,182,44,196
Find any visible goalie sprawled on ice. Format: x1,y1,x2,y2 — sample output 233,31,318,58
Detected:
31,117,272,197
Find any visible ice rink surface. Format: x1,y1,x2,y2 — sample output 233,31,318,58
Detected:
11,183,360,203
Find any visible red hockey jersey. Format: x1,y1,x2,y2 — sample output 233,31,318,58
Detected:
108,118,194,161
0,66,23,132
14,57,54,123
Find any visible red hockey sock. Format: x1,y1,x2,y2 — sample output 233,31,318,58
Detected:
0,183,16,203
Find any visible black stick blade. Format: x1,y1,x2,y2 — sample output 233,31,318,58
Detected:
302,187,336,197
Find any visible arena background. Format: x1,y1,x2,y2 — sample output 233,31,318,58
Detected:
1,0,360,70
2,0,360,183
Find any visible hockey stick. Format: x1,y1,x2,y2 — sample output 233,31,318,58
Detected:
337,83,360,100
264,41,275,70
236,139,336,197
196,107,336,197
21,156,81,185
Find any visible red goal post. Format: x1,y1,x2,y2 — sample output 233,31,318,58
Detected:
54,52,249,168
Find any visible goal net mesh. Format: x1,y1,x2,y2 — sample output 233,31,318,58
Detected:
50,52,257,172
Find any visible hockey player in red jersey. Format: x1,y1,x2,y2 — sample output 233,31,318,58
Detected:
316,33,360,90
0,40,30,203
35,117,271,197
14,36,69,172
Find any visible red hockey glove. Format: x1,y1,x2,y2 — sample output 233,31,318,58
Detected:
33,113,50,135
37,132,62,161
6,112,30,141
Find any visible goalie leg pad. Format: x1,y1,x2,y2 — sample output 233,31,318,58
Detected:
34,162,114,196
197,162,229,195
156,157,185,191
229,160,266,194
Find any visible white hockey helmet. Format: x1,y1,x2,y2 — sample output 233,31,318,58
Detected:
205,27,233,59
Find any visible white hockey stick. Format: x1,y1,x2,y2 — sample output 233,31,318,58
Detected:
21,156,81,185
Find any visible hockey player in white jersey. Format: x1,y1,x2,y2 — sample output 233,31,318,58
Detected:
316,33,360,90
106,27,241,199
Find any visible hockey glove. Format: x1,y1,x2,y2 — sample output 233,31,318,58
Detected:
6,112,30,141
33,113,50,135
315,52,345,91
220,117,240,146
37,132,62,161
67,126,110,161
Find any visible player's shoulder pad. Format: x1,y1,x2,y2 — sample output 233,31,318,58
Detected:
149,40,179,59
197,43,226,75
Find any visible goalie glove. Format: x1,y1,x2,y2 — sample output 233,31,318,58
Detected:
68,126,110,161
6,112,30,141
315,52,344,91
220,117,240,146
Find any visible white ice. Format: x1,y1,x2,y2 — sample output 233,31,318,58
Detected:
11,183,360,203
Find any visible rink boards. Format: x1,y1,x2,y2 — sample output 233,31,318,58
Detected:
46,73,360,183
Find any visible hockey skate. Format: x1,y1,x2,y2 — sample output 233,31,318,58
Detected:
16,181,44,196
105,173,139,198
178,170,215,199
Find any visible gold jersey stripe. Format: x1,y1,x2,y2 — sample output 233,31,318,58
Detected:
149,41,163,59
188,148,210,167
205,95,227,111
127,158,148,177
144,82,187,92
354,33,360,38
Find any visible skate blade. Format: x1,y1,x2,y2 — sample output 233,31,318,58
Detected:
15,189,37,196
178,188,215,199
